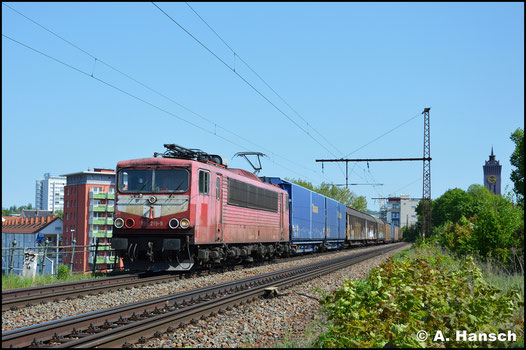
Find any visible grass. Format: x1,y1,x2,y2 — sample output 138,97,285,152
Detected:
1,271,109,290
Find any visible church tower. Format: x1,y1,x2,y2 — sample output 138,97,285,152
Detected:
483,147,502,195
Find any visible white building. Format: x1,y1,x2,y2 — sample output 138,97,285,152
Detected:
385,194,419,228
35,173,66,212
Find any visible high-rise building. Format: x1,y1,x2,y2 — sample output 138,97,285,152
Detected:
61,168,116,272
35,173,67,211
483,147,502,195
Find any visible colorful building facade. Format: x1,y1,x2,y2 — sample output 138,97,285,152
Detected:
61,168,116,272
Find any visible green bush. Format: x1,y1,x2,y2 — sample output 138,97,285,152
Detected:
56,265,70,280
314,246,523,348
431,185,523,269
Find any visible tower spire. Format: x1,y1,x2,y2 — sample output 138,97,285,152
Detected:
489,147,496,161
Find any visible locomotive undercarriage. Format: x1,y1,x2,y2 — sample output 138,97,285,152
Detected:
112,233,291,272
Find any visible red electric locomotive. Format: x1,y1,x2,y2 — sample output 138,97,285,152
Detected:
111,144,290,271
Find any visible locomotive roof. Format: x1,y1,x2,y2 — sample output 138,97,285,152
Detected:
117,157,282,189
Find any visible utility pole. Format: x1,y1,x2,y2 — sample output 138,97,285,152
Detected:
421,107,432,238
315,107,432,239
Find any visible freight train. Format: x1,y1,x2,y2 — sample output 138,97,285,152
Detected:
111,144,403,271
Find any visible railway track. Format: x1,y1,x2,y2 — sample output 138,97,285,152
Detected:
2,242,408,348
1,273,179,310
2,242,381,310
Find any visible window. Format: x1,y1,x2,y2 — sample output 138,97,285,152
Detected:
118,168,189,193
199,170,209,195
216,177,221,200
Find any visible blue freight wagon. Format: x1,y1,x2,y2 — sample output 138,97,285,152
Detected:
260,177,346,253
325,197,346,249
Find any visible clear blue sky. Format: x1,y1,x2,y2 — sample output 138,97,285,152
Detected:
2,2,524,212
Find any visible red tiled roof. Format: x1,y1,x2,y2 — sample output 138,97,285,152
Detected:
1,216,60,234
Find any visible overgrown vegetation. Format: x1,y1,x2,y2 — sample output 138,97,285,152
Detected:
429,185,524,271
285,178,367,211
1,270,107,290
314,242,524,348
509,127,524,206
403,128,524,273
56,264,70,279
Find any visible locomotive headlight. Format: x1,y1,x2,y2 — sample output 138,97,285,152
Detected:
114,218,125,229
169,218,180,229
180,218,190,229
124,218,135,229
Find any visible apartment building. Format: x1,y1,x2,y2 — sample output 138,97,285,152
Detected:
385,194,419,228
61,168,116,272
35,173,67,212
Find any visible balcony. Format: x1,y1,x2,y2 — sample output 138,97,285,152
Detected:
89,204,114,212
89,218,106,225
90,205,106,212
90,192,107,199
91,230,106,238
88,256,115,264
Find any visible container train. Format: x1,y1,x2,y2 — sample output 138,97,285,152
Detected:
111,144,402,271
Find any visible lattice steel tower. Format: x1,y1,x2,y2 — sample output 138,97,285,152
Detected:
421,108,431,238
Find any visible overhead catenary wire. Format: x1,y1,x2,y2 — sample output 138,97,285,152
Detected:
2,33,317,182
5,4,420,204
181,3,424,192
184,2,344,157
342,112,421,158
2,3,334,183
151,2,347,177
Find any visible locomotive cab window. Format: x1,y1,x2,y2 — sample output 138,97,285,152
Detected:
118,169,188,193
199,170,209,195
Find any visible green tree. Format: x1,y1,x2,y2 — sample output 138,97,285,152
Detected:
285,178,315,191
285,178,367,211
402,223,420,242
510,127,524,206
431,188,474,228
53,210,64,220
471,193,523,264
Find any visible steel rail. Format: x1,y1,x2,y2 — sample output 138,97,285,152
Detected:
2,242,408,348
2,274,178,310
2,242,376,310
67,243,408,348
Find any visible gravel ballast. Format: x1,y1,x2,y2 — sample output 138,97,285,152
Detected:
2,243,410,339
134,243,411,348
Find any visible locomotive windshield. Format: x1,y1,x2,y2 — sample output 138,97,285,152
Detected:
118,168,189,193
